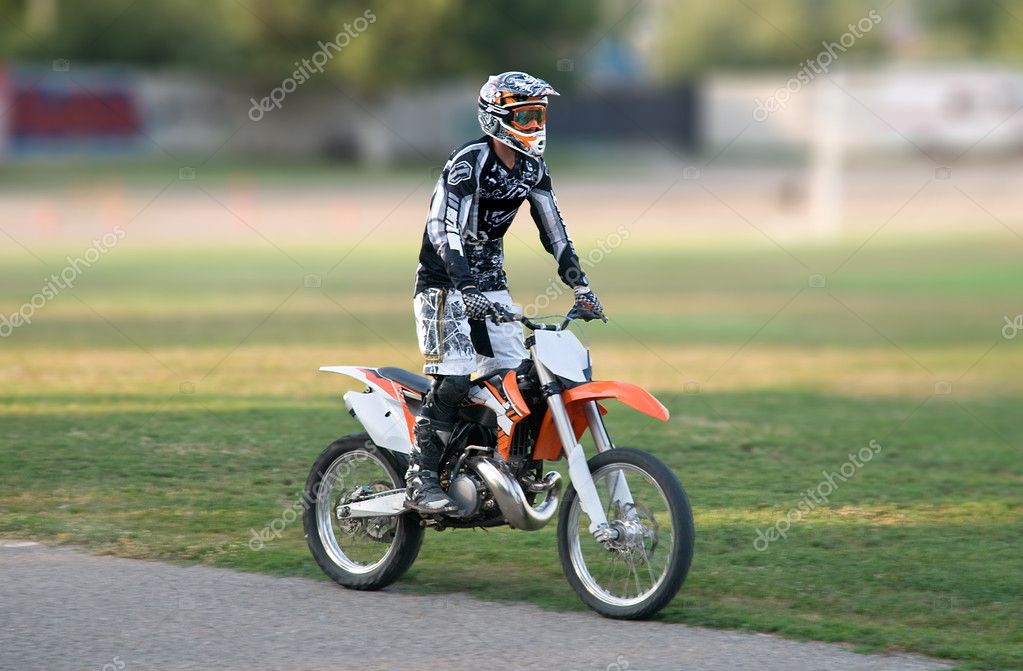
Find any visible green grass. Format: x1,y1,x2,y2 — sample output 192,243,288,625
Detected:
2,236,1022,669
2,236,1022,350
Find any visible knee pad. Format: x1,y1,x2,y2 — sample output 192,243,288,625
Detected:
422,374,471,428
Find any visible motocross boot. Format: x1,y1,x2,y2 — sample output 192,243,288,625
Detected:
405,417,459,514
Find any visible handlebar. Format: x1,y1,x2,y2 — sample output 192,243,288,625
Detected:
489,304,605,331
521,315,569,332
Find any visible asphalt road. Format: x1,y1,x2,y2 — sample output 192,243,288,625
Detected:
0,541,953,671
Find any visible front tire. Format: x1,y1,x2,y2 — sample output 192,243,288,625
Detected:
303,433,424,590
557,448,695,619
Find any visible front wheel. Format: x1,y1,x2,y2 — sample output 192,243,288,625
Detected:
303,433,423,590
557,448,695,619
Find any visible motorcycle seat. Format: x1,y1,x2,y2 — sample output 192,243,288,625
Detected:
376,366,432,395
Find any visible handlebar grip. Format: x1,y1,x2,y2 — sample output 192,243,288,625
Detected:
488,304,521,324
566,305,607,323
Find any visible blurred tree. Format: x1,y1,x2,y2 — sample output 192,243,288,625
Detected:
653,0,890,77
325,0,599,94
652,0,1023,78
0,0,251,70
916,0,1023,60
0,0,600,89
5,0,1020,83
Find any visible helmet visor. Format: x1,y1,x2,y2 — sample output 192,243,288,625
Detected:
509,104,546,132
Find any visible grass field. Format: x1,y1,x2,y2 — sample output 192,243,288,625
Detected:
2,234,1022,669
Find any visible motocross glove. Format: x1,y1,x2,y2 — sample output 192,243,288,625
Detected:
572,286,606,321
460,286,493,321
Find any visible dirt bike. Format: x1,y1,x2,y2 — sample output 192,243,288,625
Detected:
303,307,695,619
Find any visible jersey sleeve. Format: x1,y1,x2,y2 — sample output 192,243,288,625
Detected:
424,147,481,291
527,161,588,289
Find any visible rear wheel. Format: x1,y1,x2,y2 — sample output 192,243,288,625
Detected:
557,448,695,619
303,433,423,590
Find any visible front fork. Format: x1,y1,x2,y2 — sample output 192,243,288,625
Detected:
534,358,633,539
584,400,635,511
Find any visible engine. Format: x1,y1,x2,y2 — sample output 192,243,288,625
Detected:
446,472,485,517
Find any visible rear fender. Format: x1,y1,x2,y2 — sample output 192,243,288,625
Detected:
532,381,669,461
320,366,415,454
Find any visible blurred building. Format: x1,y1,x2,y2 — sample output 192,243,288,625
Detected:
709,65,1023,157
2,59,1022,164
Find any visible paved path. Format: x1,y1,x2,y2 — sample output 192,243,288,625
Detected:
0,542,953,671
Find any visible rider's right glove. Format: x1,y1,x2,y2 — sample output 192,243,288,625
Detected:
460,286,493,321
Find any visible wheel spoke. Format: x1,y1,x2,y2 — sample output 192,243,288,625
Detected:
568,461,679,608
316,449,400,575
640,544,657,585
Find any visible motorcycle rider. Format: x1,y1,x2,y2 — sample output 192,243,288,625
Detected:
406,71,605,513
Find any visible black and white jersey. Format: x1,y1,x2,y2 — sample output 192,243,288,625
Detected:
414,136,588,295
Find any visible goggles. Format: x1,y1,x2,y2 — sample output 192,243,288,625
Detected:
507,104,546,132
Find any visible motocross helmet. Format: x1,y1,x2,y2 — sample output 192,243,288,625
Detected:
478,71,559,158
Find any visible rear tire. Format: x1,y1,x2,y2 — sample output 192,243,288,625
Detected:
303,433,424,590
557,448,695,619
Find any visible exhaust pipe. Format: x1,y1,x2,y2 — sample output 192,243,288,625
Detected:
470,458,562,531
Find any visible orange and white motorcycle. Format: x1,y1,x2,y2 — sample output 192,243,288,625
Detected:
303,309,694,619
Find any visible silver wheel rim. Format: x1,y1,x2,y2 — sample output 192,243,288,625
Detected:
567,462,674,608
315,448,400,575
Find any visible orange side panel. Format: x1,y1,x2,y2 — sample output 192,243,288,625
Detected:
497,431,513,460
503,369,528,415
533,403,590,461
480,376,532,461
483,381,503,404
402,405,416,444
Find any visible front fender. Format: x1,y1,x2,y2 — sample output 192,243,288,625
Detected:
562,380,670,421
532,380,669,461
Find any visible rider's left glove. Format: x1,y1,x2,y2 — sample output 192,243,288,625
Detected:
573,286,606,321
